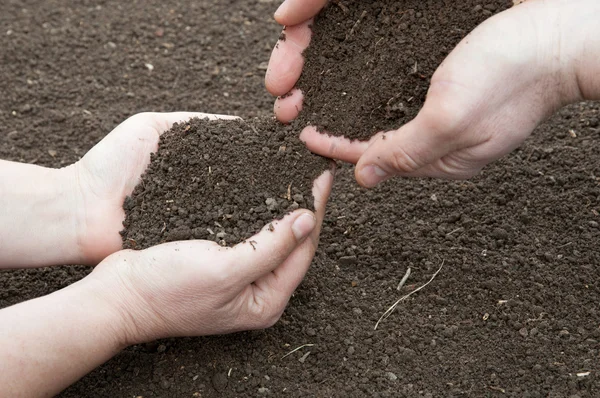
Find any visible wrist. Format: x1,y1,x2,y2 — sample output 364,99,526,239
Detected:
86,251,164,346
60,162,124,266
74,267,139,350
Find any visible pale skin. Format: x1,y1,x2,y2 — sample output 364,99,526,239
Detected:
0,112,334,397
266,0,600,187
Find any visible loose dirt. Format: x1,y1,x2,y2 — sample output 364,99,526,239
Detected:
1,0,599,397
121,117,328,250
296,0,511,140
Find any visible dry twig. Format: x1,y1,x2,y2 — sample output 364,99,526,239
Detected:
281,344,315,360
375,260,445,330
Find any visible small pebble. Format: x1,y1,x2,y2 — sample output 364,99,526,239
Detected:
519,327,528,338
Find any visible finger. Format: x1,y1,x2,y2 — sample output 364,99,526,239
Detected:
229,210,317,286
274,0,328,27
274,88,304,122
253,169,334,299
229,167,334,287
300,126,369,164
146,112,240,133
265,21,313,96
307,167,335,246
355,116,457,188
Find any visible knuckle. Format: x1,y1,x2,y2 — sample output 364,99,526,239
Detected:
250,299,284,329
389,145,422,174
423,83,472,139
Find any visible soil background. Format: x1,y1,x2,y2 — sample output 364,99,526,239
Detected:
1,1,600,397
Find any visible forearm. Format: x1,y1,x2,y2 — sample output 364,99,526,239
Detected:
0,276,127,397
0,160,82,268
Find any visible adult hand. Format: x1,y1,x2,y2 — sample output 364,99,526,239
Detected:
82,169,333,342
0,169,334,397
266,0,600,187
68,112,236,264
0,112,235,268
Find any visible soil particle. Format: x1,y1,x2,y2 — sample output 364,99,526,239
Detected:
339,255,358,266
296,0,512,140
211,372,228,392
121,117,329,250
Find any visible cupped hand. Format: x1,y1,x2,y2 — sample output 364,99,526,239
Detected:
267,0,591,187
86,170,334,343
66,112,236,264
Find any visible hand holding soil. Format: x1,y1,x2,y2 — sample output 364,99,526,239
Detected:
0,112,234,268
0,112,333,397
68,112,239,264
267,0,600,187
92,172,331,342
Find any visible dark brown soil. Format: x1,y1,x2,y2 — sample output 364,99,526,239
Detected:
1,1,600,397
296,0,511,140
121,117,328,250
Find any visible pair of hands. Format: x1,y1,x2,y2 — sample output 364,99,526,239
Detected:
1,114,333,397
266,0,600,187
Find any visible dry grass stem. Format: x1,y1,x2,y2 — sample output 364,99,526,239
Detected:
375,260,444,330
396,267,411,291
281,344,315,360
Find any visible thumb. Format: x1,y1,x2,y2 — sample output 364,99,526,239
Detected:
229,211,317,286
355,115,458,187
274,0,328,26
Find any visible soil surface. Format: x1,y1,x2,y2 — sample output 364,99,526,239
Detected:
1,1,600,397
121,117,328,250
297,0,511,140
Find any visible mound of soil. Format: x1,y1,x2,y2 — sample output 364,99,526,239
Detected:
296,0,511,140
121,117,329,250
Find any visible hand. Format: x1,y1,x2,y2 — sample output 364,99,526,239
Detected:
267,0,600,187
66,112,236,264
85,170,333,343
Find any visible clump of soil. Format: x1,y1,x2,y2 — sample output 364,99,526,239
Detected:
121,117,329,250
296,0,511,140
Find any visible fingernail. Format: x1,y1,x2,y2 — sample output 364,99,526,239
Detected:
275,0,289,19
359,165,389,188
292,213,317,240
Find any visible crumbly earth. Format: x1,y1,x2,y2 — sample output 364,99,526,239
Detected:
296,0,512,140
1,1,600,397
121,117,328,250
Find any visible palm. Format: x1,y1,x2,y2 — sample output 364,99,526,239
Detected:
72,112,234,264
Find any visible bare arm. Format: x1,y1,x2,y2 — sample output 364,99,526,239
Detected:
0,161,82,268
0,277,125,397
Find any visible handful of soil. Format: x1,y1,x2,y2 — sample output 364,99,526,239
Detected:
296,0,511,140
121,117,329,250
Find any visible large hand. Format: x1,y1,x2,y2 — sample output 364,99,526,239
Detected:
267,0,600,187
86,170,333,342
67,112,235,264
0,171,333,397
